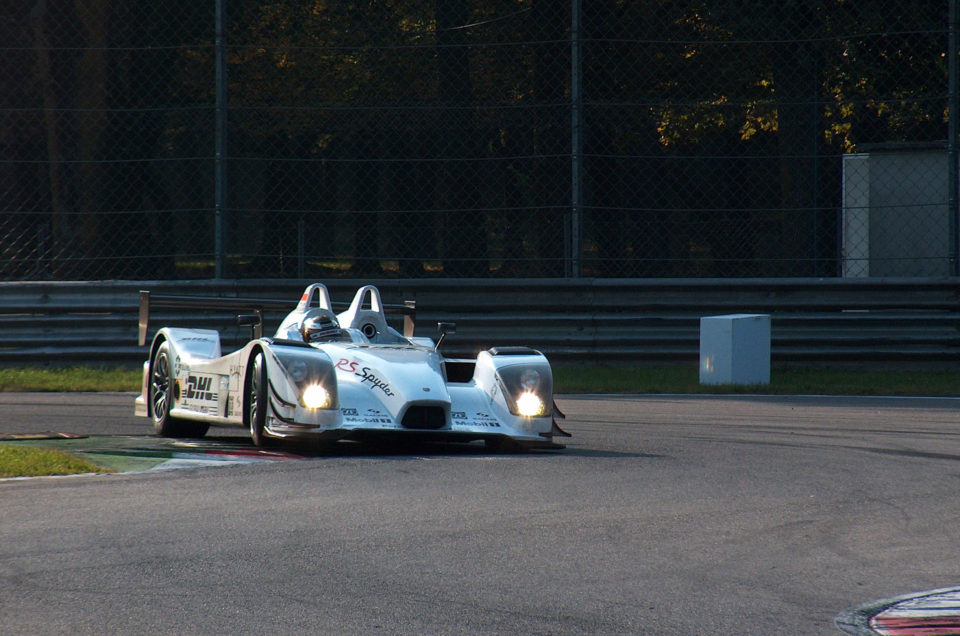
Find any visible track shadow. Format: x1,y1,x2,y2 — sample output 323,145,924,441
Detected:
193,435,663,461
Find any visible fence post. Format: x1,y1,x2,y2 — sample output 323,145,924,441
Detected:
950,0,959,275
214,0,228,278
568,0,583,278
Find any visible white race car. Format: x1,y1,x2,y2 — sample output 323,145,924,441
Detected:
134,283,568,450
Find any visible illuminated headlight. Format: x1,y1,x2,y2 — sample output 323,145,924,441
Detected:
497,363,553,418
273,348,338,410
515,391,546,417
301,384,332,409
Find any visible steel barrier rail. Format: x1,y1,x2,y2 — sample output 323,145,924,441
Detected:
1,278,959,367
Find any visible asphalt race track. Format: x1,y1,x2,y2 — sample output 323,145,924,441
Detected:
1,392,959,635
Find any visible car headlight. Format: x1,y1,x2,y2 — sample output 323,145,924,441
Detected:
287,360,309,384
497,363,552,417
301,384,332,409
273,348,338,410
515,391,546,417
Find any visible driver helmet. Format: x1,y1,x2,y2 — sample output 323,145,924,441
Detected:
300,311,342,343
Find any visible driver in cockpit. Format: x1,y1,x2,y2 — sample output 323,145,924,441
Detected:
299,310,348,343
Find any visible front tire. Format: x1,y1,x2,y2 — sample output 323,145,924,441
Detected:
246,351,272,447
150,340,209,438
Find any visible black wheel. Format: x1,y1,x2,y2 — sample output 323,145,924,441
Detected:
246,351,271,447
150,341,209,438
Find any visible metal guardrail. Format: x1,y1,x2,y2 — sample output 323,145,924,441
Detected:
136,290,417,346
1,279,959,367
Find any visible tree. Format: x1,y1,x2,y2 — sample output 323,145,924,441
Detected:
617,0,946,276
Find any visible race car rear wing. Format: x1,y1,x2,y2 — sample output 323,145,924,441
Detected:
138,290,416,346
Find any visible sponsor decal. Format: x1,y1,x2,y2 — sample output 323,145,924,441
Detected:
335,359,395,396
335,358,359,373
343,416,394,425
184,375,217,402
357,367,394,396
451,411,500,428
341,406,393,425
452,419,500,428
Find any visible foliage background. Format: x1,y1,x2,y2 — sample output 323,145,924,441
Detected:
0,1,952,279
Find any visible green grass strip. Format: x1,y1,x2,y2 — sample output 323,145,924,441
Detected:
0,443,115,478
0,366,141,392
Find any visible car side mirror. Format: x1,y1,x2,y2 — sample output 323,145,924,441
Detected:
436,322,456,350
237,313,262,340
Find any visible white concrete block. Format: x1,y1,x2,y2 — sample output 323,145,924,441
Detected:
699,314,770,385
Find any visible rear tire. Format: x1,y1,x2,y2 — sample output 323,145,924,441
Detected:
150,341,209,438
247,351,272,447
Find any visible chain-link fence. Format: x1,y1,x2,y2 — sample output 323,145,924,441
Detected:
1,1,955,280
